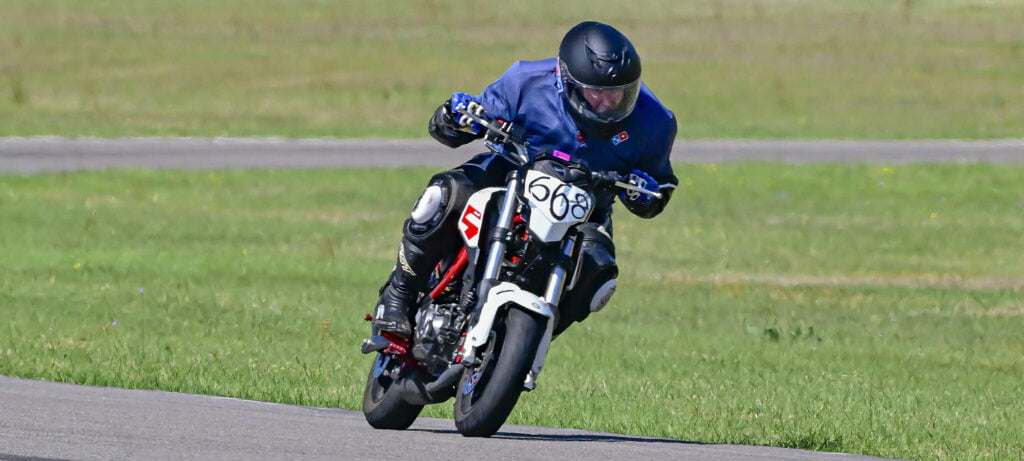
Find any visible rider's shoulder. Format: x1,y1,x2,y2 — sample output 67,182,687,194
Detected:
495,59,559,96
502,58,558,77
635,84,675,124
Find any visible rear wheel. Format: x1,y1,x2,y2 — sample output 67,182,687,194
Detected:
362,353,424,430
454,307,544,437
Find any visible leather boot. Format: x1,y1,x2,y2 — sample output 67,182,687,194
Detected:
372,239,437,338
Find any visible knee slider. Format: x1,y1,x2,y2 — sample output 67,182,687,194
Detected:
410,185,444,225
404,170,475,247
589,279,617,313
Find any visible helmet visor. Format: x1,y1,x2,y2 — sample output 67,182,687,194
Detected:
560,60,640,124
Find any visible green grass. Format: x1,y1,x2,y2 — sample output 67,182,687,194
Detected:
1,164,1022,459
1,0,1023,139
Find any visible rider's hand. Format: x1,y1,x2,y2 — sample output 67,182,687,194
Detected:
619,169,659,205
448,92,485,135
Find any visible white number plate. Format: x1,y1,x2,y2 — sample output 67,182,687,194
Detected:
525,170,592,226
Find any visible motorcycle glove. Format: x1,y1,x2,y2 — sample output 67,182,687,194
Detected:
429,98,482,148
619,169,659,205
449,92,485,135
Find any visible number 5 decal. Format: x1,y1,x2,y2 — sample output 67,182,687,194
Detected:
460,205,482,241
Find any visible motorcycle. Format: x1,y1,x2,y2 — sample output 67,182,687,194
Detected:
360,103,660,437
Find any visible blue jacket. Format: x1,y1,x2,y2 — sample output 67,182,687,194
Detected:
430,58,678,219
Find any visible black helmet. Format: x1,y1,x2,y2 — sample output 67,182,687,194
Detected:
558,22,642,136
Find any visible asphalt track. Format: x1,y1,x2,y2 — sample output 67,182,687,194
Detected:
0,137,1021,173
4,137,1016,460
0,377,890,461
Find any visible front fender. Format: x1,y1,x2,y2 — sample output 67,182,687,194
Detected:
464,282,554,352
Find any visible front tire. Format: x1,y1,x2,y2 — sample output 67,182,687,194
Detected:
454,307,544,437
362,353,424,430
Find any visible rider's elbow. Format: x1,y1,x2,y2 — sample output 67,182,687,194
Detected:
428,104,478,148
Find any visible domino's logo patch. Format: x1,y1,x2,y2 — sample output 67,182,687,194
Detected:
611,131,629,145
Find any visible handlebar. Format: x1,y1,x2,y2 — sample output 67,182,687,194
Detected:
454,104,661,200
453,104,530,165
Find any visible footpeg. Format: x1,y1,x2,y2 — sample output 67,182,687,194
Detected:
523,370,538,391
360,335,391,354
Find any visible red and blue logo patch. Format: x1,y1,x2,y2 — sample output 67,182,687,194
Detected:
611,131,629,145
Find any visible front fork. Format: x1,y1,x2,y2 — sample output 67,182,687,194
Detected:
524,233,577,390
466,172,582,391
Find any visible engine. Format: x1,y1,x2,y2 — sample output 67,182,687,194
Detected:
411,302,465,376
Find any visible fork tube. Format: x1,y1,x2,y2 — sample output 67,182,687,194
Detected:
481,173,520,282
542,234,577,306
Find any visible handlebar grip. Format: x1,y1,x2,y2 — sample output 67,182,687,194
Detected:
453,105,531,165
591,171,624,188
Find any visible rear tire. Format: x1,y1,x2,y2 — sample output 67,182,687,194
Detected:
454,307,544,437
362,354,424,430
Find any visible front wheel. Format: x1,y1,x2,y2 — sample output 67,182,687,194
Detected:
362,353,424,430
454,307,545,437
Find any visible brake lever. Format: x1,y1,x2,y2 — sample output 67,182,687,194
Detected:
454,105,511,143
592,171,663,200
454,105,529,165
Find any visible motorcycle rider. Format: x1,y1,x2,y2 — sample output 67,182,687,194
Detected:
372,21,678,338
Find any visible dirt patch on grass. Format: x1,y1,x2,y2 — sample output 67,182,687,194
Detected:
652,271,1024,291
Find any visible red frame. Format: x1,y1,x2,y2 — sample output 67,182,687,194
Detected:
428,246,469,300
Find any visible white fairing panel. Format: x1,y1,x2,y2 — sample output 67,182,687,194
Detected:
524,170,593,242
464,282,555,351
457,187,503,248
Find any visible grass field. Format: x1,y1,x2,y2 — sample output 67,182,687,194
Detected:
1,164,1022,459
2,0,1023,139
2,0,1022,458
